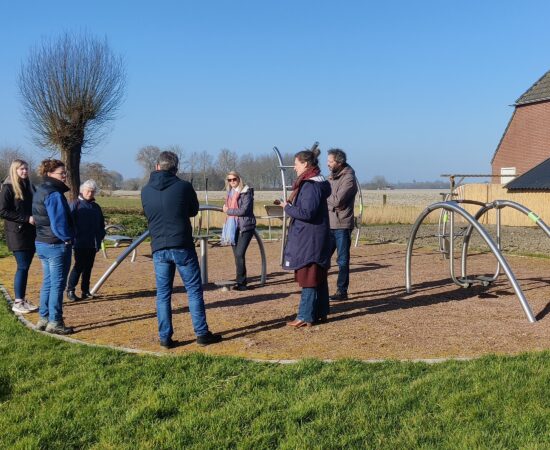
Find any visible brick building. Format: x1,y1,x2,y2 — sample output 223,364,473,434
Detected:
491,70,550,184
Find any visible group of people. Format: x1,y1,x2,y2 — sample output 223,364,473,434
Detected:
140,147,356,347
0,158,105,335
1,147,357,348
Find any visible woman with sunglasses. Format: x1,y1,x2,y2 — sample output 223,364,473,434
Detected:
0,159,38,314
282,147,331,327
222,171,256,291
32,159,75,335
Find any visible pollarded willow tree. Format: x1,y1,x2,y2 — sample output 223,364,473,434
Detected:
19,32,126,199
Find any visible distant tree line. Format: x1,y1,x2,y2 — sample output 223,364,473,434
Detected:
361,175,448,190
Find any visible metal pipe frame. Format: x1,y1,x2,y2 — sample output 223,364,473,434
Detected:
461,200,550,283
406,201,536,323
273,146,292,265
354,175,364,247
91,205,267,294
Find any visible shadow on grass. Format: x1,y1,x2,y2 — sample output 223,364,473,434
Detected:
0,374,12,402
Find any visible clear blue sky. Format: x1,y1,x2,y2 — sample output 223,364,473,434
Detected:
1,0,549,182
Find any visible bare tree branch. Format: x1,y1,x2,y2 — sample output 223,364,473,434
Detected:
19,32,126,199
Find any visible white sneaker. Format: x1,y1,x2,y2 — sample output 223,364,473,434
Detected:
11,301,30,314
22,300,38,312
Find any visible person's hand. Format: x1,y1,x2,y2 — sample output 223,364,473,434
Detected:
222,204,228,213
28,216,35,225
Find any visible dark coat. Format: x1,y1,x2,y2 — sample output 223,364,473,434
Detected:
141,170,199,252
0,177,36,251
70,197,106,250
283,176,332,270
225,185,256,232
32,177,74,244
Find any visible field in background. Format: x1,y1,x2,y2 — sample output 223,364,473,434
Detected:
100,189,444,228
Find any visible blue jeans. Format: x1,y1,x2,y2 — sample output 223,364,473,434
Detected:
153,247,209,340
13,250,35,299
297,279,329,323
36,242,72,323
330,229,352,294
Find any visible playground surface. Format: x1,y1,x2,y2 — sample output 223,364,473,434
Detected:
3,239,550,360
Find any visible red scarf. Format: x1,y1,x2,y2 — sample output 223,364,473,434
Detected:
225,188,240,217
287,166,320,204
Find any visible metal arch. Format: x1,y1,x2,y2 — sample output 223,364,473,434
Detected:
91,205,267,294
273,146,292,265
406,201,536,323
354,175,364,247
461,200,550,283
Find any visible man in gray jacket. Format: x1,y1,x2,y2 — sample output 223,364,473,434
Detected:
327,149,358,300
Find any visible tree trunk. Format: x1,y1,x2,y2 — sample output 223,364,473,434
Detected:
61,146,82,201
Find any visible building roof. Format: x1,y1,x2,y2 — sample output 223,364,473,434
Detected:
515,70,550,106
505,156,550,190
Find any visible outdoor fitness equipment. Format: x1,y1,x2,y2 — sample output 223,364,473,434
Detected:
406,200,537,323
460,200,550,286
90,205,267,295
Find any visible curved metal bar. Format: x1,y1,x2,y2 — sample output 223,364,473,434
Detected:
273,146,290,265
406,201,536,323
92,205,268,294
354,175,364,247
91,230,150,295
461,200,550,282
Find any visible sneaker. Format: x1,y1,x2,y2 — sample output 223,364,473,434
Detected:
235,284,248,291
81,291,94,300
22,300,38,312
35,317,48,331
45,321,74,335
67,291,80,302
330,291,348,301
11,301,30,314
196,332,222,346
160,338,176,349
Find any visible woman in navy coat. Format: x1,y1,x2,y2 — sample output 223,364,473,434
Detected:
282,147,331,327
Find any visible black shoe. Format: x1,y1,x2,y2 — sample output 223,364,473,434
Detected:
330,291,348,301
81,291,94,300
160,338,176,349
235,284,248,291
67,291,80,302
196,332,222,346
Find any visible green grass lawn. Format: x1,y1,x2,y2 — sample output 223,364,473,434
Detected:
1,297,550,448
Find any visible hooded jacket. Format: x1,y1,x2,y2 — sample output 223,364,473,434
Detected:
327,164,358,230
224,185,256,233
0,176,36,251
141,170,199,252
283,176,332,270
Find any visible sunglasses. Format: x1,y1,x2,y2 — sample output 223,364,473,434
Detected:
227,178,238,182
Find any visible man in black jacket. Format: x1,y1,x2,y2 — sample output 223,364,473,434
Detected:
141,151,221,348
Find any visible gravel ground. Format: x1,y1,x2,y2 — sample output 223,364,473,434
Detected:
362,224,550,256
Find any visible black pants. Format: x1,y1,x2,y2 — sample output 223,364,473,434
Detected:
232,229,254,285
67,248,97,293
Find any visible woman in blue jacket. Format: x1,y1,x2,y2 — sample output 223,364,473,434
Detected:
66,179,105,301
222,171,256,291
32,159,75,335
282,148,331,327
